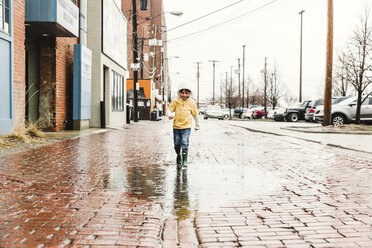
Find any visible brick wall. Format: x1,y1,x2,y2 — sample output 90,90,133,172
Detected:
38,37,77,132
55,37,77,131
13,0,26,129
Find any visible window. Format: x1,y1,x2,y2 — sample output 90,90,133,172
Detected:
112,71,124,112
0,0,10,34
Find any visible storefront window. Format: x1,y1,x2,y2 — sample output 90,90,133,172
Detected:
112,71,124,112
0,0,10,34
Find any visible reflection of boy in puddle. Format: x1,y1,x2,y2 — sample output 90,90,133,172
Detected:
173,169,191,219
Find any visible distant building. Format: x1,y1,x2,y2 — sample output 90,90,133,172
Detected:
122,0,169,119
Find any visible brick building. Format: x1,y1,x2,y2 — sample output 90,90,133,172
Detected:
25,0,80,131
122,0,169,119
0,0,128,134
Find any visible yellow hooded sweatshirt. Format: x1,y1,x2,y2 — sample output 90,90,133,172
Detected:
168,97,199,129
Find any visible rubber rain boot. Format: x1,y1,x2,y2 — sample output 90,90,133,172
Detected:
181,152,188,168
176,153,182,167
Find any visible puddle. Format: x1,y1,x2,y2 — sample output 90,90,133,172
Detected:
101,162,284,219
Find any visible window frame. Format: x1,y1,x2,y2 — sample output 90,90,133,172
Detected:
112,71,124,112
0,0,10,34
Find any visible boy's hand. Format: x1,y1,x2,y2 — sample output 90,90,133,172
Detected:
169,116,174,120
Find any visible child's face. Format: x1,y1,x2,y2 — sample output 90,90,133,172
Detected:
179,89,191,101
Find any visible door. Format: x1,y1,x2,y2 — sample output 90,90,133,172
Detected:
360,97,372,120
25,37,40,123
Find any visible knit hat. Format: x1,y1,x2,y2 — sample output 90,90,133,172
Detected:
178,83,192,93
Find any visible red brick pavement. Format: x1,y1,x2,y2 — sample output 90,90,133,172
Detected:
1,120,372,248
191,121,372,248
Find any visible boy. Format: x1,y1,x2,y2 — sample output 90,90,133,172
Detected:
168,84,200,168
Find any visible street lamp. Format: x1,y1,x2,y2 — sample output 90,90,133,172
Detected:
299,10,305,102
138,11,183,25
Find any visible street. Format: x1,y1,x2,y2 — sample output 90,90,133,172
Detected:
1,119,372,248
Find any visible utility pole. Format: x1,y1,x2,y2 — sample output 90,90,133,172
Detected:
238,58,241,108
132,0,139,122
209,60,220,105
242,45,246,108
299,10,305,102
264,57,268,118
194,62,202,108
230,66,233,118
225,72,228,108
220,73,223,106
324,0,333,126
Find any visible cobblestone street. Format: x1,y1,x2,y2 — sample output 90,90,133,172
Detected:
1,119,371,247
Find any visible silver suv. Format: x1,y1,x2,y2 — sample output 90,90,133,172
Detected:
313,96,372,125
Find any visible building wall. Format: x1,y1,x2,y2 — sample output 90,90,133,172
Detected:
13,0,26,129
55,37,77,130
102,55,127,127
87,0,128,128
0,0,13,134
87,0,103,128
38,37,56,130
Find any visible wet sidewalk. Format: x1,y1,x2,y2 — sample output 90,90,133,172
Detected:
1,119,372,247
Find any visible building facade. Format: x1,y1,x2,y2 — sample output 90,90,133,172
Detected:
0,0,129,134
0,0,16,134
87,0,128,128
122,0,169,119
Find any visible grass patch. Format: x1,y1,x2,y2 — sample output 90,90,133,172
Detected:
0,122,46,147
330,124,372,131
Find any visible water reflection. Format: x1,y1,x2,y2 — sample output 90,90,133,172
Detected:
173,168,191,219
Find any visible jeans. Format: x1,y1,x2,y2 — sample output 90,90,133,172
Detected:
173,128,191,154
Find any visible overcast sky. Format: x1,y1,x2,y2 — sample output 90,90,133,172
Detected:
163,0,371,105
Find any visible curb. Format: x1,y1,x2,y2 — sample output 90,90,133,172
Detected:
231,124,372,155
282,126,372,135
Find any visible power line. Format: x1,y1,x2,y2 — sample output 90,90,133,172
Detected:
149,0,246,40
167,0,280,43
167,0,245,33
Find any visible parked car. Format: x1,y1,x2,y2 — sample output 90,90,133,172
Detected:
222,109,231,118
273,108,287,121
313,96,372,125
204,106,225,120
233,108,245,118
267,107,281,119
305,98,324,122
242,105,262,119
199,107,207,115
311,96,351,122
252,108,267,119
283,100,312,122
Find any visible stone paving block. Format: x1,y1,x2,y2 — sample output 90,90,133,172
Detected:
2,120,372,247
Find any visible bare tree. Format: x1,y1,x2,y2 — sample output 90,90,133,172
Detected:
223,78,238,117
245,76,254,108
341,5,372,124
334,53,351,96
268,65,283,110
282,85,298,106
250,88,263,106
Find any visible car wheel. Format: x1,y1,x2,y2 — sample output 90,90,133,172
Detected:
288,113,299,122
332,114,345,126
